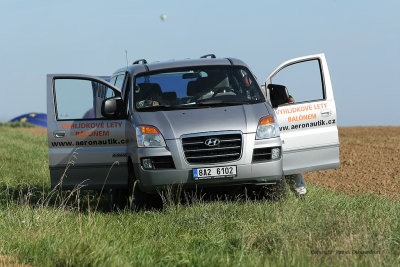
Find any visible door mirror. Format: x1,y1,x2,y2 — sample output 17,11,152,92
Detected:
101,97,123,118
267,84,290,108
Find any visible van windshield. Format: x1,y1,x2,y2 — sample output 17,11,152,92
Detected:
134,66,264,111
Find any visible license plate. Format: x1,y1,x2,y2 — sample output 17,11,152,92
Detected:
193,165,237,180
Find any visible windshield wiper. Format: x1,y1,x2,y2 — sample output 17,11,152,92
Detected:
137,105,175,111
137,101,252,111
196,100,250,106
137,104,206,111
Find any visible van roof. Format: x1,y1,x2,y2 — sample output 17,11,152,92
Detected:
112,57,249,77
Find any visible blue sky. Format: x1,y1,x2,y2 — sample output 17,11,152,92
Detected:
0,0,399,126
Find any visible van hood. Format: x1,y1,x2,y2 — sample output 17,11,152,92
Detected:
136,103,270,139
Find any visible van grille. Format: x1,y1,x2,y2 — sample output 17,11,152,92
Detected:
252,148,273,162
182,133,242,164
152,156,175,169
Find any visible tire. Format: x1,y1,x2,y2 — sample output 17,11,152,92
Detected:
109,161,138,210
113,188,129,210
127,160,162,211
127,160,140,211
265,176,287,200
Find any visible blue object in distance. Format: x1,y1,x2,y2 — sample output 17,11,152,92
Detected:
9,113,47,128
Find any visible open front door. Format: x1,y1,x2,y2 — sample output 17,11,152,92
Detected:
266,54,340,175
47,74,129,189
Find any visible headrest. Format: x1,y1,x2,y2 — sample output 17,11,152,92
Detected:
137,83,162,99
206,71,229,88
150,83,162,95
186,72,229,96
267,84,290,108
187,81,198,96
162,92,177,100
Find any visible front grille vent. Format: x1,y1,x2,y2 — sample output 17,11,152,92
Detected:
182,133,242,164
142,156,175,169
252,148,273,162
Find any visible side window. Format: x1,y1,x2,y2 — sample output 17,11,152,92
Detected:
109,76,117,86
271,59,324,103
127,88,133,116
115,74,126,89
106,89,115,99
54,79,119,120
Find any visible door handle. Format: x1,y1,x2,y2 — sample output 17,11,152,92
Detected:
53,131,65,138
321,109,331,117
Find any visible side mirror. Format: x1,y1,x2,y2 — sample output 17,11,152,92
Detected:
267,84,290,108
101,97,123,118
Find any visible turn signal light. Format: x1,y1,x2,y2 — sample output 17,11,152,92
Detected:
140,126,160,134
258,116,275,125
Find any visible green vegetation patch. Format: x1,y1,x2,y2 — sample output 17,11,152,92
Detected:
0,125,49,188
0,125,399,266
1,189,399,267
0,122,36,128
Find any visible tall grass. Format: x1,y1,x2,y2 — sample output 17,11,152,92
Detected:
0,125,399,266
1,186,399,266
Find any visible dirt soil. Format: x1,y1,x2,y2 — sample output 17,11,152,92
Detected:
304,127,400,198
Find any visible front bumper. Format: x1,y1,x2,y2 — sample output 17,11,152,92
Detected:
136,160,283,193
132,134,283,193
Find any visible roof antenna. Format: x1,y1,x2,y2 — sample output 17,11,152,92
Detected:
125,50,129,70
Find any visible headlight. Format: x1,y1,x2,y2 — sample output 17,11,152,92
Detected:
136,126,166,147
256,116,280,139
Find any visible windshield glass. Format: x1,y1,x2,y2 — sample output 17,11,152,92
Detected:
134,66,264,111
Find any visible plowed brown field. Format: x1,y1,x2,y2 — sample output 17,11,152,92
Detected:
304,127,400,198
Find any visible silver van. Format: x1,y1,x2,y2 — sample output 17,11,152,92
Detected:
47,54,339,205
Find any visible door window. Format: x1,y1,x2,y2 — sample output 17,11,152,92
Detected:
114,74,126,89
109,76,117,86
54,79,119,120
271,59,324,104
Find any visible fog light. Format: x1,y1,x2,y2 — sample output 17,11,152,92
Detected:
271,148,280,160
142,158,153,169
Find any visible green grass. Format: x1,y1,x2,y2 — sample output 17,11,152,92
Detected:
0,123,48,187
0,124,399,266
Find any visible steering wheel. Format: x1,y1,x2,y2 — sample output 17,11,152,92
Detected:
212,87,237,97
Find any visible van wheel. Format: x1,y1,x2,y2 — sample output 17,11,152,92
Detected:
265,176,287,200
129,180,162,211
128,178,145,211
128,161,141,211
127,161,162,211
108,162,139,210
118,189,128,209
108,188,128,210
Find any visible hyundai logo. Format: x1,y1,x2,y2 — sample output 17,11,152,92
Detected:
205,138,220,147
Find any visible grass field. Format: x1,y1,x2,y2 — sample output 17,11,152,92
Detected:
0,124,399,266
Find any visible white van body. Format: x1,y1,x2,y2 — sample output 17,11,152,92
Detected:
46,54,339,202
